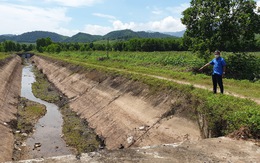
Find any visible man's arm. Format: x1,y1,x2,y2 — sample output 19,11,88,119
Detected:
223,66,226,75
199,62,210,71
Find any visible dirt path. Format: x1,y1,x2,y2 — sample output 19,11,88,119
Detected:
146,74,260,105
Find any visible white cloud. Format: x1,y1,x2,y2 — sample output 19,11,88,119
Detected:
167,3,190,17
44,0,103,7
93,13,116,20
84,24,113,35
0,3,73,35
112,20,136,30
83,16,185,35
149,16,185,32
151,7,163,15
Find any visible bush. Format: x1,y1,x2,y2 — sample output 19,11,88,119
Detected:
227,53,260,81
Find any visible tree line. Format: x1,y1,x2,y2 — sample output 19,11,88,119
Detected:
1,36,260,54
0,40,35,52
35,37,188,53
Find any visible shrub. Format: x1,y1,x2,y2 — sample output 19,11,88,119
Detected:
227,53,260,81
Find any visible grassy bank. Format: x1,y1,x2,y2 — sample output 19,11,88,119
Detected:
35,53,260,140
31,64,101,154
39,51,260,99
0,52,10,60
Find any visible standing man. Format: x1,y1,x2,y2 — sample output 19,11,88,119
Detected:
199,50,226,94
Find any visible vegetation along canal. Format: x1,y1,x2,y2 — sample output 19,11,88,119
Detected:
20,62,72,159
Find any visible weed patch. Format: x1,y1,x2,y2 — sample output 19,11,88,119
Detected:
12,97,46,161
60,105,102,154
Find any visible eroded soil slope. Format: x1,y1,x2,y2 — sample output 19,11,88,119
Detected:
0,56,22,162
32,55,201,150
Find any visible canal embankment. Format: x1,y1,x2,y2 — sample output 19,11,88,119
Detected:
0,55,22,162
32,55,201,150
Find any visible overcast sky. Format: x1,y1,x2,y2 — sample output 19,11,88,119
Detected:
0,0,259,36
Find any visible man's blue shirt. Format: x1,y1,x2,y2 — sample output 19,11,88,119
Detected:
210,57,226,75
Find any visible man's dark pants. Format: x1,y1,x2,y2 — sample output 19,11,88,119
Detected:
212,74,224,94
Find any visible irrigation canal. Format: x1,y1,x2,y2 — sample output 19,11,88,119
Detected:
20,62,72,159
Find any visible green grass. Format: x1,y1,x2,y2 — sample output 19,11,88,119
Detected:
32,67,60,103
0,52,11,60
17,98,46,133
61,105,101,154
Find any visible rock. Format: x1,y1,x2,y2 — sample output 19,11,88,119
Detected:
21,142,27,147
139,126,146,130
34,143,41,148
138,125,150,131
119,144,124,149
14,145,21,151
127,136,134,144
15,130,21,134
21,133,28,137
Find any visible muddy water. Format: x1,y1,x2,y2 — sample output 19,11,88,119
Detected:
21,63,72,159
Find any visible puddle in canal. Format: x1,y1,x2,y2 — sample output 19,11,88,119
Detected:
21,63,72,158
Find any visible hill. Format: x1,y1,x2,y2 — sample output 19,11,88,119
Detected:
0,31,68,43
164,30,185,37
103,29,175,40
0,29,179,43
63,32,102,43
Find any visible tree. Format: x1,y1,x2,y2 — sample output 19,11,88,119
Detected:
181,0,260,59
36,37,52,52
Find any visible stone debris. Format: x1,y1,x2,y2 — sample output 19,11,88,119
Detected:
33,143,42,150
138,125,150,131
21,133,28,137
127,136,134,144
14,144,21,151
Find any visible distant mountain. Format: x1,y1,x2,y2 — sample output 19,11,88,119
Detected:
164,30,185,37
103,29,175,40
0,35,15,42
63,32,102,43
0,31,68,43
15,31,68,43
103,29,139,40
0,29,181,43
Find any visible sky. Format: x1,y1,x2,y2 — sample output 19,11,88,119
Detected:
0,0,259,37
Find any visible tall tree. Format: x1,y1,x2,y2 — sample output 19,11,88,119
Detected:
181,0,260,59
